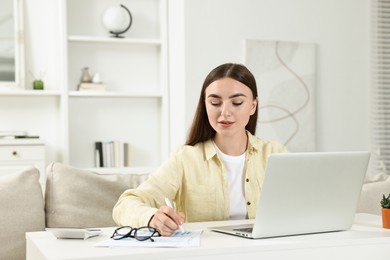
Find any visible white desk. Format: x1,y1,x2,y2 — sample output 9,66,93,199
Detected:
26,213,390,260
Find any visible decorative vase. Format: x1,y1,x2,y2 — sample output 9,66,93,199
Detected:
382,208,390,229
81,67,92,83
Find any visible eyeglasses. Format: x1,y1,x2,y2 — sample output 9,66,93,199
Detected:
111,226,161,242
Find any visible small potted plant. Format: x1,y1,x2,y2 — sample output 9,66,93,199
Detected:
380,193,390,229
30,70,46,90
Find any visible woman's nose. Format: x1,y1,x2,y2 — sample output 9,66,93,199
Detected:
221,103,232,117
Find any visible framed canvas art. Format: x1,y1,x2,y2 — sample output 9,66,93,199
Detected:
245,40,316,151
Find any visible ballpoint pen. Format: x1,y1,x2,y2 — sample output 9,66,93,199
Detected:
164,197,185,232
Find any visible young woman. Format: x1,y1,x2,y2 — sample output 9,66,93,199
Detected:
112,63,287,236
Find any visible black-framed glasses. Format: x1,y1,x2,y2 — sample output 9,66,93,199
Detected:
111,226,161,242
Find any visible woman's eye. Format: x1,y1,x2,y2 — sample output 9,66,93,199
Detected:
209,99,221,106
233,102,243,106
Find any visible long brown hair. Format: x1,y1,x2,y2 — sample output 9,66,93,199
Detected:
185,63,258,146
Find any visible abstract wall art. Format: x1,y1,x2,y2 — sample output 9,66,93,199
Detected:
245,40,316,151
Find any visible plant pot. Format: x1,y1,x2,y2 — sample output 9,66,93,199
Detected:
382,208,390,229
33,80,44,90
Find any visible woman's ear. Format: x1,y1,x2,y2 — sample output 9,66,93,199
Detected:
250,97,258,115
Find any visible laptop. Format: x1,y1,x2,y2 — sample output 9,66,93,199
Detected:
209,151,370,239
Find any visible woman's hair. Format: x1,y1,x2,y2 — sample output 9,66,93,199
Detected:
185,63,258,146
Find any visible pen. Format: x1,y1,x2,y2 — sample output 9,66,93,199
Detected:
164,197,185,232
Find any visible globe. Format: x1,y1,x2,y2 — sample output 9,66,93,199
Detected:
102,5,132,37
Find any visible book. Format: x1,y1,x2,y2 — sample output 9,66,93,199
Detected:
95,140,130,168
124,142,130,167
102,142,111,167
0,130,27,137
0,131,39,139
95,142,103,167
0,135,40,139
113,141,121,167
78,82,106,91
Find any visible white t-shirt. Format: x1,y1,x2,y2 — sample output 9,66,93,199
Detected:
214,143,247,220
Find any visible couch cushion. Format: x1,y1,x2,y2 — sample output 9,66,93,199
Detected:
0,167,45,260
45,162,150,228
357,173,390,215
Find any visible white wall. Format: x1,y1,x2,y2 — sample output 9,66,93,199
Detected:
25,0,371,156
24,0,62,91
171,0,370,152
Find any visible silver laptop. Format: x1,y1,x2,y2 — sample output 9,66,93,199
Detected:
209,151,370,239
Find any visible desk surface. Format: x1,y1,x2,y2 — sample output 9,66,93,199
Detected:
26,213,390,260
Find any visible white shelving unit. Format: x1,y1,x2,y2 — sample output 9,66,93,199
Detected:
0,0,170,173
61,0,169,169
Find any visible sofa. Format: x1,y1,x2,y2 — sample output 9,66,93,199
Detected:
0,162,389,260
0,162,149,260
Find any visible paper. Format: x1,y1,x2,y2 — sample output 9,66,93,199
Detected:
95,230,203,248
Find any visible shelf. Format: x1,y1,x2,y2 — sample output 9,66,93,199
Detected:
0,89,62,96
68,91,162,98
1,0,170,172
64,0,169,168
68,35,161,46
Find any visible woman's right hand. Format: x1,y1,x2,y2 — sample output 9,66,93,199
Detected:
149,205,185,236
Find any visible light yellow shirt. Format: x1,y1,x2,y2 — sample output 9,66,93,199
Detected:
112,132,287,227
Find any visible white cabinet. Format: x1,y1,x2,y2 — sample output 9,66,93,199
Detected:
0,139,46,189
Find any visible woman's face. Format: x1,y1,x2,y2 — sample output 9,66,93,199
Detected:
205,77,257,138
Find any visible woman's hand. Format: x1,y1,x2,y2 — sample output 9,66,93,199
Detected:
149,205,185,236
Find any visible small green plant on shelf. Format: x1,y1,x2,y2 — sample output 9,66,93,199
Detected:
380,193,390,209
30,70,46,90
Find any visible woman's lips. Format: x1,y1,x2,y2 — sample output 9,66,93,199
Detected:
218,120,234,127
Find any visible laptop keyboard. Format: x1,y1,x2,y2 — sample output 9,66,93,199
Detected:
233,227,253,233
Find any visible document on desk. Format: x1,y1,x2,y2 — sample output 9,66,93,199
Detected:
95,230,203,248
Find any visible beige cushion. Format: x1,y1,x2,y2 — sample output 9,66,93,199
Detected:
0,167,45,260
45,162,150,228
357,173,390,215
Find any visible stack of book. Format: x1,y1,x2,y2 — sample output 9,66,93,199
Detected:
78,82,106,92
0,131,39,139
95,141,131,168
